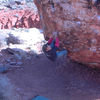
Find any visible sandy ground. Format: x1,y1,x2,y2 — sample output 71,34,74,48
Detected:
0,53,100,100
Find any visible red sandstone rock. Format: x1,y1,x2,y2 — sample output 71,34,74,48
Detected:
0,8,40,29
34,0,100,68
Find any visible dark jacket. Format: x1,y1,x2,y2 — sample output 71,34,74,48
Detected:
42,37,59,61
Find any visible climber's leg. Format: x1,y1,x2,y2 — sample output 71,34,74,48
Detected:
56,50,67,58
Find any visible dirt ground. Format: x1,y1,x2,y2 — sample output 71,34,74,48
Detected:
0,53,100,100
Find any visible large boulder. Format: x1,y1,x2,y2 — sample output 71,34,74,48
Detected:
34,0,100,68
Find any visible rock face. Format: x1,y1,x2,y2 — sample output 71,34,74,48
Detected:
0,0,40,29
0,8,40,29
34,0,100,68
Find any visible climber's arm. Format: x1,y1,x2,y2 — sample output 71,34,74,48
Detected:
52,37,59,51
47,38,53,45
55,37,59,48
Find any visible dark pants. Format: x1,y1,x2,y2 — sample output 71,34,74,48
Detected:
49,40,67,58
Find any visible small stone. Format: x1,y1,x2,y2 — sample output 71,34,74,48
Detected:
26,56,31,60
16,88,21,91
6,48,15,55
14,54,22,60
13,65,21,68
0,53,2,57
10,62,16,65
20,67,24,70
5,59,11,63
16,62,23,65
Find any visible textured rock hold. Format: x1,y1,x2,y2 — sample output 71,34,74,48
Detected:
34,0,100,68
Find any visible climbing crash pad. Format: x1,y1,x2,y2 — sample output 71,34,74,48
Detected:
0,67,9,73
32,96,50,100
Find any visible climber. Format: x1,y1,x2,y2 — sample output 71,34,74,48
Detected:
42,33,67,61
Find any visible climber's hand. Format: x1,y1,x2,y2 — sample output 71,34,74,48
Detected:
53,31,58,39
49,34,53,38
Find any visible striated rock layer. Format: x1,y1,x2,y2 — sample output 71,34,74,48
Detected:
34,0,100,68
0,8,40,29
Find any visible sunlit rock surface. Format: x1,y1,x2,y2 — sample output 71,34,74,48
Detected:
0,0,40,29
0,28,45,55
34,0,100,68
0,28,45,75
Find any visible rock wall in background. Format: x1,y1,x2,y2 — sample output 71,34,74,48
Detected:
34,0,100,68
0,9,40,29
0,0,40,29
